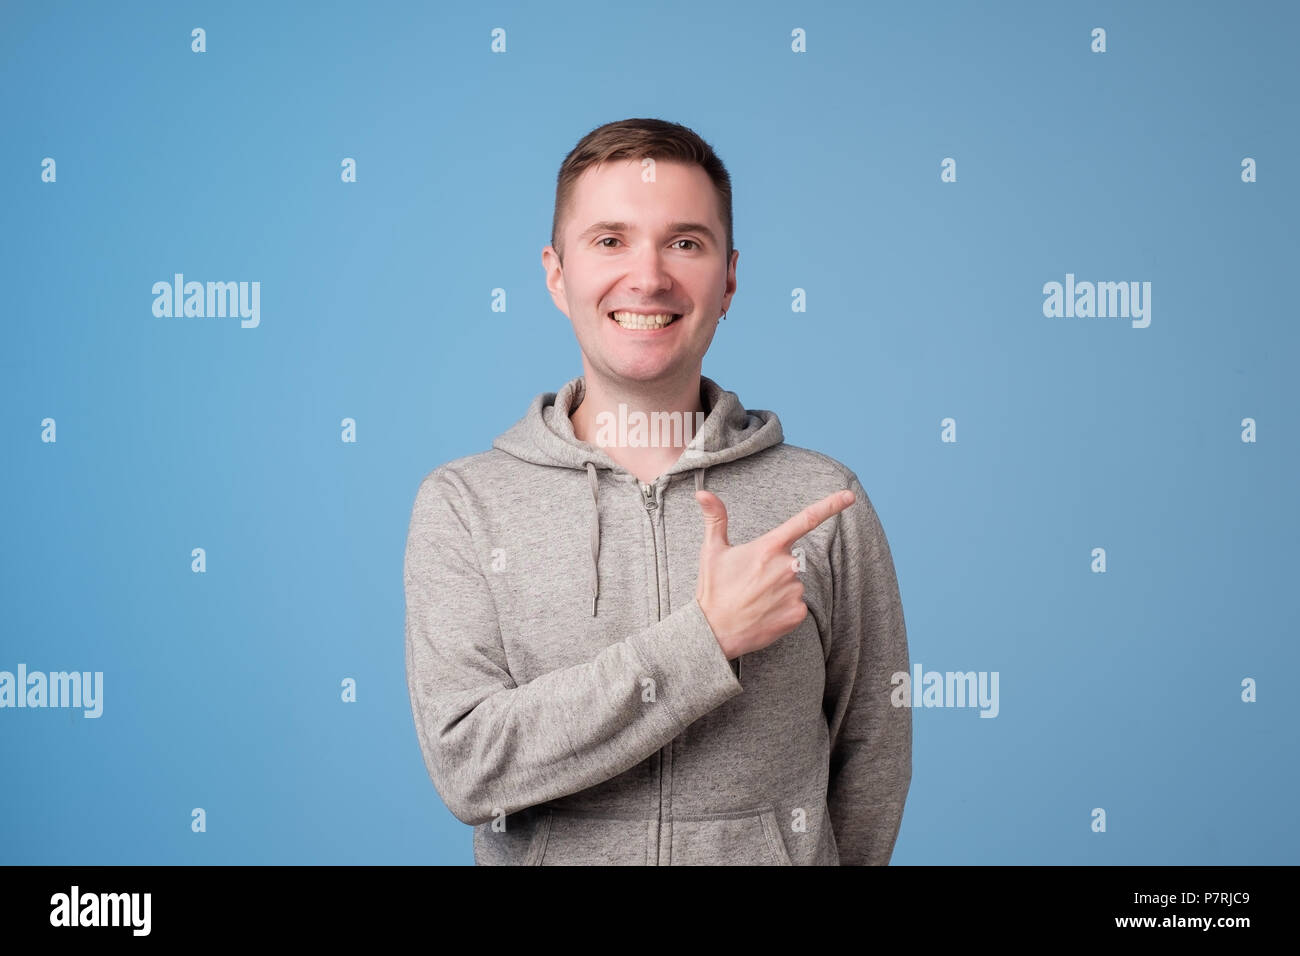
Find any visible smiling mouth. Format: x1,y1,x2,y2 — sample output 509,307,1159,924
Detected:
608,311,682,330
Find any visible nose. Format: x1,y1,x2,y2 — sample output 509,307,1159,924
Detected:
625,242,674,298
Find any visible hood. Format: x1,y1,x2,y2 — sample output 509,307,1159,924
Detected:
492,375,785,616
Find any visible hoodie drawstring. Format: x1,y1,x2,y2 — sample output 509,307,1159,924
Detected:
584,464,739,679
586,461,601,616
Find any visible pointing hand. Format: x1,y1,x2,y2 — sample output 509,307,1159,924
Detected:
694,488,855,659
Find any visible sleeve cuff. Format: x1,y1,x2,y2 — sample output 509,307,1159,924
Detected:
625,597,743,733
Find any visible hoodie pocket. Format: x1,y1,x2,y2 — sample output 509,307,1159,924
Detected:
474,807,551,865
670,807,793,866
532,809,654,865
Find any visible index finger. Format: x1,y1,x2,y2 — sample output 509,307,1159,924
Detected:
761,489,856,551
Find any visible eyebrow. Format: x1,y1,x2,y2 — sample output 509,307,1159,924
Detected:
577,220,719,246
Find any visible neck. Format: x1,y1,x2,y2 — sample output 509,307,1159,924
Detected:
570,363,706,485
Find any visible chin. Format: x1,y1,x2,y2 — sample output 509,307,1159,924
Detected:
605,357,699,384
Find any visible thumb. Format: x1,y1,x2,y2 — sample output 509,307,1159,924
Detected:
695,490,730,552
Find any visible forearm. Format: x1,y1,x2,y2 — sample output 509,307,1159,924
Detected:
406,597,741,825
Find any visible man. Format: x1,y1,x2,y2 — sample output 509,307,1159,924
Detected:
404,117,911,865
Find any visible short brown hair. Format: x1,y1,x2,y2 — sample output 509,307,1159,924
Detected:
551,117,734,264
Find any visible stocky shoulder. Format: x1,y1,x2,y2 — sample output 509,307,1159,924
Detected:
760,443,900,556
411,448,526,498
406,449,531,532
754,441,876,506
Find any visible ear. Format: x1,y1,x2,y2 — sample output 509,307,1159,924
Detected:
541,245,570,318
719,247,739,315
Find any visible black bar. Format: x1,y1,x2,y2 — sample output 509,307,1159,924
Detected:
0,864,1285,941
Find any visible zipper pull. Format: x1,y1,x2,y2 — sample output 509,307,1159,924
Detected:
641,482,658,511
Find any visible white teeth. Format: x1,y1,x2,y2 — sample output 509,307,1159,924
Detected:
610,311,678,330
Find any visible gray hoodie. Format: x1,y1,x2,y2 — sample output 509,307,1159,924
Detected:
404,375,911,864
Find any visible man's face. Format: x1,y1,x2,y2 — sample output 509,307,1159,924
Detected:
543,158,738,389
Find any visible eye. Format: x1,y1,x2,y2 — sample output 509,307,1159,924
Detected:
595,237,701,250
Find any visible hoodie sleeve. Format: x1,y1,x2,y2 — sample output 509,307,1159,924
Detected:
822,473,912,865
404,467,743,827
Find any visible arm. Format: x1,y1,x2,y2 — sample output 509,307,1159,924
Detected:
823,473,912,865
404,467,743,826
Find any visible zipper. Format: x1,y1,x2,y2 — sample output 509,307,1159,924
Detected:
641,479,665,864
649,477,741,680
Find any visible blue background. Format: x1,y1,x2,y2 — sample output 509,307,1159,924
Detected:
2,0,1296,864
